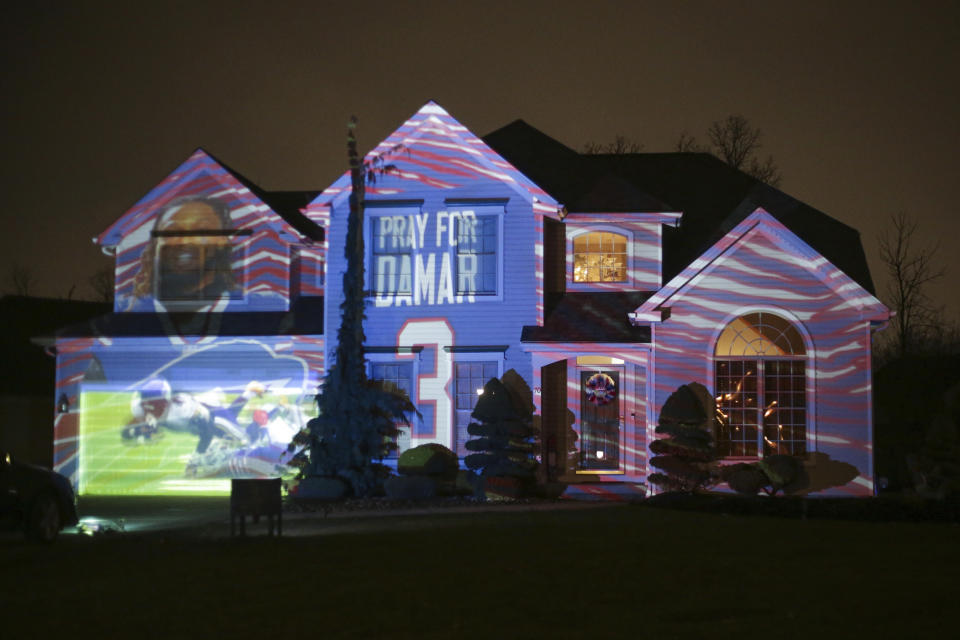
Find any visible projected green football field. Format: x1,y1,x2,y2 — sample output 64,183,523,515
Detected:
78,390,231,495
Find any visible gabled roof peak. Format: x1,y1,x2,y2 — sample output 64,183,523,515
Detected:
97,148,321,248
416,100,449,116
311,102,559,215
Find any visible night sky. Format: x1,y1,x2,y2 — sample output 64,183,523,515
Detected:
2,1,957,321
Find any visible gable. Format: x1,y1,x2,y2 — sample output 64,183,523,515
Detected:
633,208,889,325
308,102,559,216
100,149,319,312
99,149,309,248
483,121,876,297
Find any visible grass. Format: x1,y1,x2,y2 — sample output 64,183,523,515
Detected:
4,503,957,638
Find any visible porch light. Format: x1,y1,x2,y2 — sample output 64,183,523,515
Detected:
476,388,484,395
596,451,605,460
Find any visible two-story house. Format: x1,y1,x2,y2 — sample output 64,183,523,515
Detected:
49,101,889,497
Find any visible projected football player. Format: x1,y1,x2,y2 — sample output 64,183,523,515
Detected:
131,196,238,303
122,377,266,454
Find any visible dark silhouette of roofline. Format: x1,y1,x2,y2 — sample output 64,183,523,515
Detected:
483,120,875,294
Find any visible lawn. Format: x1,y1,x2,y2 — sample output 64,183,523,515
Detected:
4,504,956,638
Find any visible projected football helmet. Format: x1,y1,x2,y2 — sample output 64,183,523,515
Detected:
130,377,172,423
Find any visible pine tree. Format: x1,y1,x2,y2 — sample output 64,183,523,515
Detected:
291,117,412,498
464,376,538,483
648,383,719,493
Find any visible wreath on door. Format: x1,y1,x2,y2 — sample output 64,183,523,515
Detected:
585,372,617,405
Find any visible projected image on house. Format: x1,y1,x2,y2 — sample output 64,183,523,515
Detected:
128,196,243,307
76,341,316,495
372,210,498,307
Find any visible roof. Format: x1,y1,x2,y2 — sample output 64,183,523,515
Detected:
98,148,323,247
44,297,324,341
1,296,112,395
522,292,653,343
569,173,673,213
212,152,323,242
483,121,876,295
310,102,559,216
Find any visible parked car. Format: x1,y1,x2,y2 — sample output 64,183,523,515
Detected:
0,451,78,542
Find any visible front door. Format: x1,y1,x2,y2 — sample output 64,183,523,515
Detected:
580,369,621,471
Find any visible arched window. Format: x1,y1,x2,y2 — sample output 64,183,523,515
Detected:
573,232,627,282
714,312,807,457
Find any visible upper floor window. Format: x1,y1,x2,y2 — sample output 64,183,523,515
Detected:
714,312,807,458
371,215,414,296
455,214,498,295
573,231,627,282
368,205,502,306
146,197,243,302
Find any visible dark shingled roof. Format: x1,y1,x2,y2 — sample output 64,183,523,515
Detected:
521,293,653,343
2,296,112,395
208,150,324,242
569,173,673,213
484,121,875,295
44,297,324,341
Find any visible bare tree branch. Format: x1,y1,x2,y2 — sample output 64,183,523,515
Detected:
878,212,946,359
703,114,782,186
583,135,644,154
88,266,115,303
587,115,783,185
6,263,37,295
707,114,762,170
747,154,782,188
674,131,704,153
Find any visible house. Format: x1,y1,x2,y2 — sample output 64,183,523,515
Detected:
1,295,111,467
48,101,889,497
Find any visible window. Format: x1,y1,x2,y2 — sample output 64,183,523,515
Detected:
454,361,499,456
371,215,414,297
573,231,627,282
368,205,502,305
150,198,242,302
714,312,807,457
370,362,414,457
455,214,498,295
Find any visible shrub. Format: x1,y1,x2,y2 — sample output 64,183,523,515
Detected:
455,469,481,497
294,475,350,500
398,443,458,479
721,455,808,496
648,383,719,493
464,376,538,483
758,454,808,495
721,463,767,495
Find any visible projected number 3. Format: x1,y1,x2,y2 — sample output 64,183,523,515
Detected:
397,320,453,447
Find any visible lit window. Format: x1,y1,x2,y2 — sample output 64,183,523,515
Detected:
573,232,627,282
714,313,807,457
